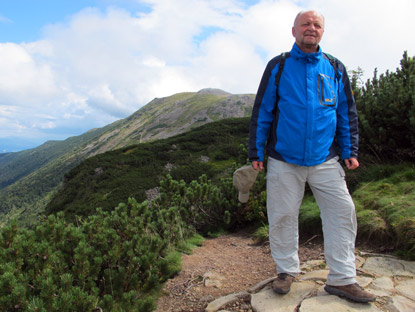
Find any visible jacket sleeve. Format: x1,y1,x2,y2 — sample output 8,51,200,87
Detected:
335,61,359,160
248,58,279,162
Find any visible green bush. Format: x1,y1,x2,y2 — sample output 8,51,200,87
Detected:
0,198,196,312
154,174,239,234
356,51,415,161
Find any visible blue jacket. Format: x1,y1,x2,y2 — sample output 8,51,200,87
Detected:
248,43,358,166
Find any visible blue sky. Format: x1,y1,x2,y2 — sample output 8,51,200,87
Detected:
0,0,414,153
0,1,156,42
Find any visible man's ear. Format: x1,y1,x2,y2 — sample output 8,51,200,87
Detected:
292,27,296,38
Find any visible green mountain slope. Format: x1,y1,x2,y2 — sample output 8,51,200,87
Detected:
0,125,120,190
0,89,254,226
0,122,123,225
45,117,250,221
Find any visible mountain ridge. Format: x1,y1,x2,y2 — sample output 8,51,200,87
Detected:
0,89,255,226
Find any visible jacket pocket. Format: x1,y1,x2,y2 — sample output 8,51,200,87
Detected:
318,74,337,107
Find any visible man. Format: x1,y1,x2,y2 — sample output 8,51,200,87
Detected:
248,10,376,303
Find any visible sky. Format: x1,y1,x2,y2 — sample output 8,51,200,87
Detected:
0,0,414,153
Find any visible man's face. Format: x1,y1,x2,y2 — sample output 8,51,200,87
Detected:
292,11,324,53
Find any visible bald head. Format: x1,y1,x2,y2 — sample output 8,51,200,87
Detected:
292,10,325,53
294,10,325,27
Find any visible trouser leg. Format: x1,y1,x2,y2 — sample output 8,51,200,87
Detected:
267,157,305,276
308,157,357,286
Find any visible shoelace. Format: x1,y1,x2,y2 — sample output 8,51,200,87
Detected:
353,283,364,290
277,273,290,280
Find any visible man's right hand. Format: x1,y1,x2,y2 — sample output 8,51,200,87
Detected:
252,161,264,171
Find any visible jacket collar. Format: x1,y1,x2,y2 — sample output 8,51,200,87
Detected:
291,43,322,63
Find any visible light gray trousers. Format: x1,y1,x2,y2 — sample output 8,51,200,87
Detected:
267,156,357,286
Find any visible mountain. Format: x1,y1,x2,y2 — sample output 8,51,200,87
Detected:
0,89,254,226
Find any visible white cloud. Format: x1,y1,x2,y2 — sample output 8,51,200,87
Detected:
0,43,57,104
0,15,12,23
314,0,415,79
0,0,414,152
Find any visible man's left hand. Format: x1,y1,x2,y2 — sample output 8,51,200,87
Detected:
344,158,359,170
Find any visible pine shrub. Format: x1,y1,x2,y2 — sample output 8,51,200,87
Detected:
0,198,195,311
356,51,415,161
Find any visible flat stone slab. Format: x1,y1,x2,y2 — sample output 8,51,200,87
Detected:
251,281,315,312
299,294,382,311
385,295,415,312
363,257,415,277
370,276,394,291
204,257,415,312
395,278,415,300
299,269,329,282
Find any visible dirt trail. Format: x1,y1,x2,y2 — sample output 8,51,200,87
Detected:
155,230,325,312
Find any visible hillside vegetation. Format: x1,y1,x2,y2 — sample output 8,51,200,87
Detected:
0,90,254,226
45,118,250,221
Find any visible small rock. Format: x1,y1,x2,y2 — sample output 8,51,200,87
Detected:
200,295,215,302
201,156,210,162
204,272,224,289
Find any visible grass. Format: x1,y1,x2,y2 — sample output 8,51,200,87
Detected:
353,164,415,258
206,228,228,238
252,224,269,244
160,233,205,284
175,233,205,255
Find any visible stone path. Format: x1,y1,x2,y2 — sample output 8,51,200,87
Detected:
205,253,415,312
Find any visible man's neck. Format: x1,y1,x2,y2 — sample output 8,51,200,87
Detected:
297,43,319,53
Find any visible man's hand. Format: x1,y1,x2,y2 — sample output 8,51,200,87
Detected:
252,161,264,171
344,158,359,170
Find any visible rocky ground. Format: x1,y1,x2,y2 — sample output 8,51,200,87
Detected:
154,230,415,312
